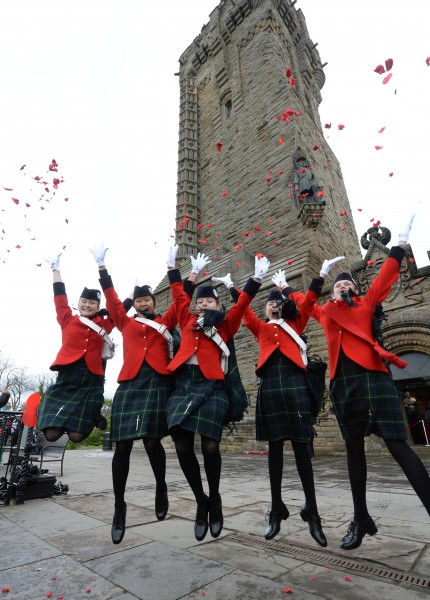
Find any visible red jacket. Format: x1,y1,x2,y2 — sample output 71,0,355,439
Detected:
167,270,261,380
244,281,322,376
50,287,114,376
290,249,404,380
103,285,177,381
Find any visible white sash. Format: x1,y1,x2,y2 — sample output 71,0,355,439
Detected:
135,317,174,359
198,320,230,374
78,316,115,359
268,318,308,366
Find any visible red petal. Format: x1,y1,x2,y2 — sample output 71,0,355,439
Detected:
345,577,352,582
266,177,272,182
385,58,393,71
278,137,284,144
202,271,209,276
266,231,273,235
285,66,293,78
317,191,325,197
289,77,296,88
357,208,362,211
367,260,377,265
287,259,293,265
375,146,383,150
20,164,26,170
65,219,68,223
374,64,385,75
222,190,228,197
283,588,292,594
426,57,430,66
378,127,386,133
235,244,244,250
254,226,261,231
26,203,31,207
324,123,332,129
256,253,265,258
235,260,241,265
312,145,320,150
382,73,392,84
197,223,205,230
12,198,20,204
3,187,13,191
216,142,222,152
389,172,394,177
409,258,415,263
338,124,345,130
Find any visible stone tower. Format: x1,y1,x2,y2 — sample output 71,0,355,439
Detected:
155,0,364,454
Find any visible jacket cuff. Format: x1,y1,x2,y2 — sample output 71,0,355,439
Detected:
168,269,182,284
388,246,405,265
99,274,113,291
53,282,66,296
183,279,196,299
282,285,297,297
123,298,133,312
243,278,261,298
230,287,240,303
309,276,324,296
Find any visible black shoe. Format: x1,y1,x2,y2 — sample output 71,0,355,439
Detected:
300,505,327,547
194,496,209,541
340,516,378,550
95,415,107,430
155,483,169,521
264,502,289,540
209,493,223,538
111,503,127,545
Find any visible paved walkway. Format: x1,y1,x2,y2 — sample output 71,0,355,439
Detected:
1,446,430,599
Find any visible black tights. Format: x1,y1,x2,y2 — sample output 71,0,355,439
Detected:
112,438,166,509
43,427,85,443
268,439,318,514
172,428,221,504
345,437,430,523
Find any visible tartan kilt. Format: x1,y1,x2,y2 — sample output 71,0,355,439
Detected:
111,362,174,442
167,365,229,442
256,351,312,442
330,351,407,440
37,359,105,436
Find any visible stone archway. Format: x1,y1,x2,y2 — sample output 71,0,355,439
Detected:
390,351,430,445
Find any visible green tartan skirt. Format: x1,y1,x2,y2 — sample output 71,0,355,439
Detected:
330,351,407,440
111,362,174,442
37,359,105,436
256,350,312,442
167,365,229,442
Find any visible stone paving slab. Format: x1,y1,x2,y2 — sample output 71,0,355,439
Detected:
46,524,151,562
0,555,124,600
179,568,325,599
0,531,62,570
190,536,307,580
2,497,106,537
85,541,234,600
131,516,230,549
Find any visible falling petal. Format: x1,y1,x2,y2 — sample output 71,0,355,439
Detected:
338,124,345,130
375,146,383,150
378,127,386,133
216,142,222,152
374,64,385,74
385,58,393,71
382,73,392,84
324,123,332,129
289,77,296,88
285,65,293,78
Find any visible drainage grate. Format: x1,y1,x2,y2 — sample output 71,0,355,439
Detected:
230,532,430,590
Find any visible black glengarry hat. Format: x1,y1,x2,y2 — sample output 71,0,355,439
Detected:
80,287,101,302
267,289,285,301
334,272,356,284
133,285,156,304
196,285,219,301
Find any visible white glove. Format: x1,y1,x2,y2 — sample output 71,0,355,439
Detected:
320,256,345,278
398,213,415,246
254,255,270,281
167,245,179,269
190,252,211,275
271,269,288,288
90,242,109,267
212,273,234,289
45,253,62,271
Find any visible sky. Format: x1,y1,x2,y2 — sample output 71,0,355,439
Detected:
0,0,429,399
